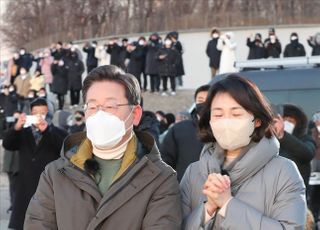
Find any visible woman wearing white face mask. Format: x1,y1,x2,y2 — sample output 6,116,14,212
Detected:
273,104,316,192
180,75,306,229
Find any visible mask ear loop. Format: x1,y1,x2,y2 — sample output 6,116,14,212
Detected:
123,106,135,133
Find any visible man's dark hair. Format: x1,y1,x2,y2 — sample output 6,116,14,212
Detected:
30,98,48,109
194,84,210,100
198,74,274,143
82,65,141,105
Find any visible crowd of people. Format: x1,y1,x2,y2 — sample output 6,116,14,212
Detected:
206,27,320,77
0,27,319,230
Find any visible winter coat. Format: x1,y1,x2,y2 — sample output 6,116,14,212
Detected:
264,38,282,58
284,40,306,57
24,131,182,230
135,111,160,147
206,38,221,68
4,92,18,117
39,56,54,84
107,44,121,67
118,46,129,70
51,48,66,60
83,46,98,68
246,38,265,59
145,42,161,75
279,132,315,188
65,55,85,90
19,53,34,71
158,47,180,77
14,75,31,98
173,41,185,76
51,63,69,95
30,75,45,91
217,35,237,74
180,137,306,229
2,125,68,230
68,123,85,134
310,122,320,160
160,117,204,181
307,33,320,56
95,46,110,66
127,46,144,77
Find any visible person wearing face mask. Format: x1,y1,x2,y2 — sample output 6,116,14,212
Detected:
107,38,122,67
264,27,282,58
273,104,315,191
65,51,85,109
68,110,85,133
83,41,98,73
117,38,129,70
39,49,54,86
206,28,222,78
18,48,34,72
24,65,182,229
284,32,306,57
127,41,145,89
160,84,210,181
217,32,237,74
2,98,68,230
30,70,45,92
247,33,265,60
309,111,320,226
51,59,69,110
145,33,161,93
158,38,180,96
13,67,32,111
181,75,306,229
137,37,149,92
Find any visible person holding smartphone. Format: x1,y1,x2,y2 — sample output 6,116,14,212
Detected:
2,98,68,230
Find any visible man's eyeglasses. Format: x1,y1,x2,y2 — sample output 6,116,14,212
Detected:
83,101,132,114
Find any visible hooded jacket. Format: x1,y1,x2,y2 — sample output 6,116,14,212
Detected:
180,136,306,229
24,131,182,230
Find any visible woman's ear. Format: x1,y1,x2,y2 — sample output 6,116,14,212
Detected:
254,118,262,128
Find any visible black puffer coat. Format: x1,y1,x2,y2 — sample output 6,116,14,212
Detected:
157,47,180,77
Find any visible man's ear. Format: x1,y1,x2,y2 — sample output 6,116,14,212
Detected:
132,105,143,126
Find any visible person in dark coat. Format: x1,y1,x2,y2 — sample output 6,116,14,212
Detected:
206,28,222,78
107,38,121,67
145,33,161,93
284,32,306,57
168,31,185,86
135,110,160,147
68,110,85,134
158,38,180,96
138,37,148,91
264,27,282,58
273,104,316,191
51,41,66,61
65,51,84,108
51,60,69,110
2,98,68,230
247,33,265,59
83,41,98,73
18,48,34,72
160,84,210,181
118,38,129,71
307,32,320,56
127,41,145,88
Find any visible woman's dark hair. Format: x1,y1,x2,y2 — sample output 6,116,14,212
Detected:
82,65,141,105
198,74,274,143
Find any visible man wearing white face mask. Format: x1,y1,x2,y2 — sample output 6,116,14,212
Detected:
206,28,222,78
2,98,68,230
273,104,316,191
25,65,182,229
284,32,306,57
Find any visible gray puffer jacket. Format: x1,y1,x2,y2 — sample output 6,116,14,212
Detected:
180,136,306,230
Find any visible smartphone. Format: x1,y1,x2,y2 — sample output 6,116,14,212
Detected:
24,115,39,128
